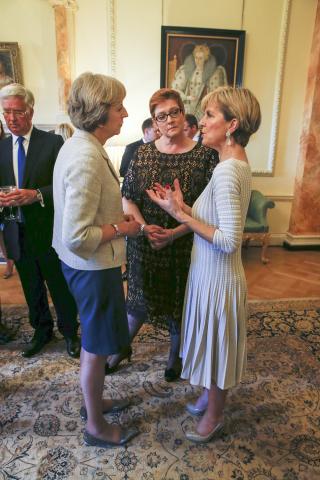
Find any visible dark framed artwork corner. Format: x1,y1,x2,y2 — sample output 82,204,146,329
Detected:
161,26,245,120
0,42,23,88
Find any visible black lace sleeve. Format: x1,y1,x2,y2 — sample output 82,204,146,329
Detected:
121,148,140,202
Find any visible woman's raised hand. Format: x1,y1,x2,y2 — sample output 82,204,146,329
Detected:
146,179,187,223
152,179,184,207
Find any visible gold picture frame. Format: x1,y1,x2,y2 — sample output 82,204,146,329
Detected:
0,42,23,87
161,26,245,120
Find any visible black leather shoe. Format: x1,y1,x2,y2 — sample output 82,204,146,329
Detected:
0,322,15,344
65,335,81,358
80,398,130,421
83,426,139,448
22,332,52,358
164,367,182,382
164,358,182,382
104,346,132,375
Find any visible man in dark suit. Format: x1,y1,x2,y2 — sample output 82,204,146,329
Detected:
0,83,80,358
119,117,157,177
184,114,201,141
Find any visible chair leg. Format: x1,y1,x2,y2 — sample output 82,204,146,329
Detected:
261,233,271,264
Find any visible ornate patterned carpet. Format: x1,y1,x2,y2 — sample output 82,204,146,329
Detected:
1,298,320,480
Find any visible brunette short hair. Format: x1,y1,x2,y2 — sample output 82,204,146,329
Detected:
141,117,153,132
149,88,184,118
201,86,261,147
185,114,198,129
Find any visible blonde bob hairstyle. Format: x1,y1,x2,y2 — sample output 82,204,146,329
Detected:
0,83,35,110
68,72,126,132
201,86,261,147
55,123,74,142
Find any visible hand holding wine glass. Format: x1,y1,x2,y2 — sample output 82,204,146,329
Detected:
1,188,39,206
0,186,19,220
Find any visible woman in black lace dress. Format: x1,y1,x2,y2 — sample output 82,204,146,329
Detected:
108,88,218,380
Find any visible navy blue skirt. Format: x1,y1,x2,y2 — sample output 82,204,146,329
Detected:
61,263,129,355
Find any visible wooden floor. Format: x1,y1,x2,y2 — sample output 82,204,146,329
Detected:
0,247,319,305
242,246,320,299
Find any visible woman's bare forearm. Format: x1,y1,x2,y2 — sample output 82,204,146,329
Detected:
182,203,192,215
122,197,145,224
172,223,191,240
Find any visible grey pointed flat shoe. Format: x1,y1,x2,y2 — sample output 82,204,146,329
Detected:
186,403,207,416
80,398,130,421
185,422,223,443
83,426,139,448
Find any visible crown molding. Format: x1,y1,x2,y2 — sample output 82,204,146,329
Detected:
48,0,78,11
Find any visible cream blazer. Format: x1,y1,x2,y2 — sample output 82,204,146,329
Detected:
52,129,126,270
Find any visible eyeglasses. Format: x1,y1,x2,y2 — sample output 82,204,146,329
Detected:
2,109,27,118
154,107,182,123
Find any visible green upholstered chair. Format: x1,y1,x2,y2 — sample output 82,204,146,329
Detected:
243,190,275,263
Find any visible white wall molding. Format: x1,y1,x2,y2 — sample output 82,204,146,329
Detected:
266,195,294,202
106,0,116,75
33,124,56,131
253,0,291,176
284,232,320,247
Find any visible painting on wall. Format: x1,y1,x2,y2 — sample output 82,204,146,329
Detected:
0,42,23,88
161,26,245,120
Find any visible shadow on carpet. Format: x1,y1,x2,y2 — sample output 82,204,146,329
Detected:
1,298,320,480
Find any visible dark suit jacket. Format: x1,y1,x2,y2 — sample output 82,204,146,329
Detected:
119,139,144,177
0,127,64,259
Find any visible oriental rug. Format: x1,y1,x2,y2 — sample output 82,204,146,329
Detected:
1,298,320,480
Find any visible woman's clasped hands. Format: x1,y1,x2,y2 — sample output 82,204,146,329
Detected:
146,225,173,250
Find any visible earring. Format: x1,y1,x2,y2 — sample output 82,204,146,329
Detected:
226,131,232,146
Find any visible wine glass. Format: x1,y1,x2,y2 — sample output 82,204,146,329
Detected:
0,186,19,221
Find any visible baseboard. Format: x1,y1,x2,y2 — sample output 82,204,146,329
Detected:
270,234,286,246
283,232,320,250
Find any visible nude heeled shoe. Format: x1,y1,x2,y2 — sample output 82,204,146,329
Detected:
185,422,224,443
3,261,14,279
3,271,13,279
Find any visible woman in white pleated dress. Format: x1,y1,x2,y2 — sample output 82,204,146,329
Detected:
147,86,261,443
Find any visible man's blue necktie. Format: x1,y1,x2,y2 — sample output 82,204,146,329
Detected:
17,136,26,188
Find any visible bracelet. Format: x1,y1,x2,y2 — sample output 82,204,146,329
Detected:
36,189,45,207
139,223,145,236
111,223,121,237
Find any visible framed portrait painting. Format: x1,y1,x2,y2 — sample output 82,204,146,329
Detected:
0,42,23,88
161,26,245,120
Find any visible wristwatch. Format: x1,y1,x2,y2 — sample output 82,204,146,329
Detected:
36,189,44,207
140,224,145,236
111,223,122,237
